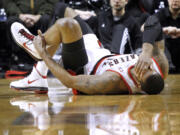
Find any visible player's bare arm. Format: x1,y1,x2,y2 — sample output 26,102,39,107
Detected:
37,48,123,94
135,15,168,79
71,71,125,94
33,30,125,94
135,39,169,80
152,40,169,78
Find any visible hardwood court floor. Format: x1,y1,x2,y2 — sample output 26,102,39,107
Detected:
0,75,180,135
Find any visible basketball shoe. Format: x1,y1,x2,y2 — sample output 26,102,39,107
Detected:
11,22,42,61
10,65,48,94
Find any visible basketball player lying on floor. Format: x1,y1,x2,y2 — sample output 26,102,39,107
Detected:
10,5,169,95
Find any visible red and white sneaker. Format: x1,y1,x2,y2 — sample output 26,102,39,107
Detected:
10,66,48,94
11,22,42,61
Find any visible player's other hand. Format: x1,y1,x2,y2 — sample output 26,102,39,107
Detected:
33,30,47,57
135,43,153,80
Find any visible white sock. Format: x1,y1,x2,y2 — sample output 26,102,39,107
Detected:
35,61,48,76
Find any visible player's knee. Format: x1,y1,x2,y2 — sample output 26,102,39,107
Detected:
55,18,82,42
56,18,79,31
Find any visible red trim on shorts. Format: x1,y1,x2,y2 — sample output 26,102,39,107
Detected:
106,69,132,94
128,65,138,88
67,69,79,95
72,89,78,95
97,40,102,47
152,57,164,78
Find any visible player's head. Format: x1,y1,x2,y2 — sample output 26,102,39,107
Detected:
140,70,164,94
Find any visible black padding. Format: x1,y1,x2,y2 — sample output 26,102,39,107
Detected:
54,2,67,19
143,16,163,44
144,15,159,28
48,2,68,27
62,38,88,73
74,16,94,35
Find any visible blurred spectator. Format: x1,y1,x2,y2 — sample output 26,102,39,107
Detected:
4,0,59,69
85,0,142,54
150,0,180,72
65,0,88,10
65,0,109,12
126,0,169,26
5,0,59,32
0,0,9,77
153,0,168,13
126,0,152,26
0,1,3,8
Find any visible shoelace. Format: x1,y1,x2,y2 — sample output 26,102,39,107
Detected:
19,29,34,41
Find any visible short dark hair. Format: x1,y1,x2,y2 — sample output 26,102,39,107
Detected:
140,73,164,94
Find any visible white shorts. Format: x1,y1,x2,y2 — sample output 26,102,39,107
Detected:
83,34,111,75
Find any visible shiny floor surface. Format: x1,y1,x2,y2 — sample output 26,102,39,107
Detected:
0,75,180,135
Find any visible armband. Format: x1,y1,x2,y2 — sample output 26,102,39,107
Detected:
143,16,163,45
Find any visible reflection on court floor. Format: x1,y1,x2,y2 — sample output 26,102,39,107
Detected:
0,75,180,135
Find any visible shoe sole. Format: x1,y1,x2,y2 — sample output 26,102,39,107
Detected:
11,22,42,61
11,86,48,94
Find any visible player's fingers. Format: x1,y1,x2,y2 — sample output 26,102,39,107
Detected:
140,63,150,79
139,64,148,79
138,63,144,78
136,62,143,77
38,30,46,45
38,30,42,37
135,60,141,73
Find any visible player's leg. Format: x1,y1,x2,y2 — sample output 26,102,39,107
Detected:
10,18,87,93
43,17,83,55
43,3,93,56
10,3,93,93
45,17,88,74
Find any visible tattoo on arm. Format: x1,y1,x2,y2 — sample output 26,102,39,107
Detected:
72,72,121,94
42,54,122,94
